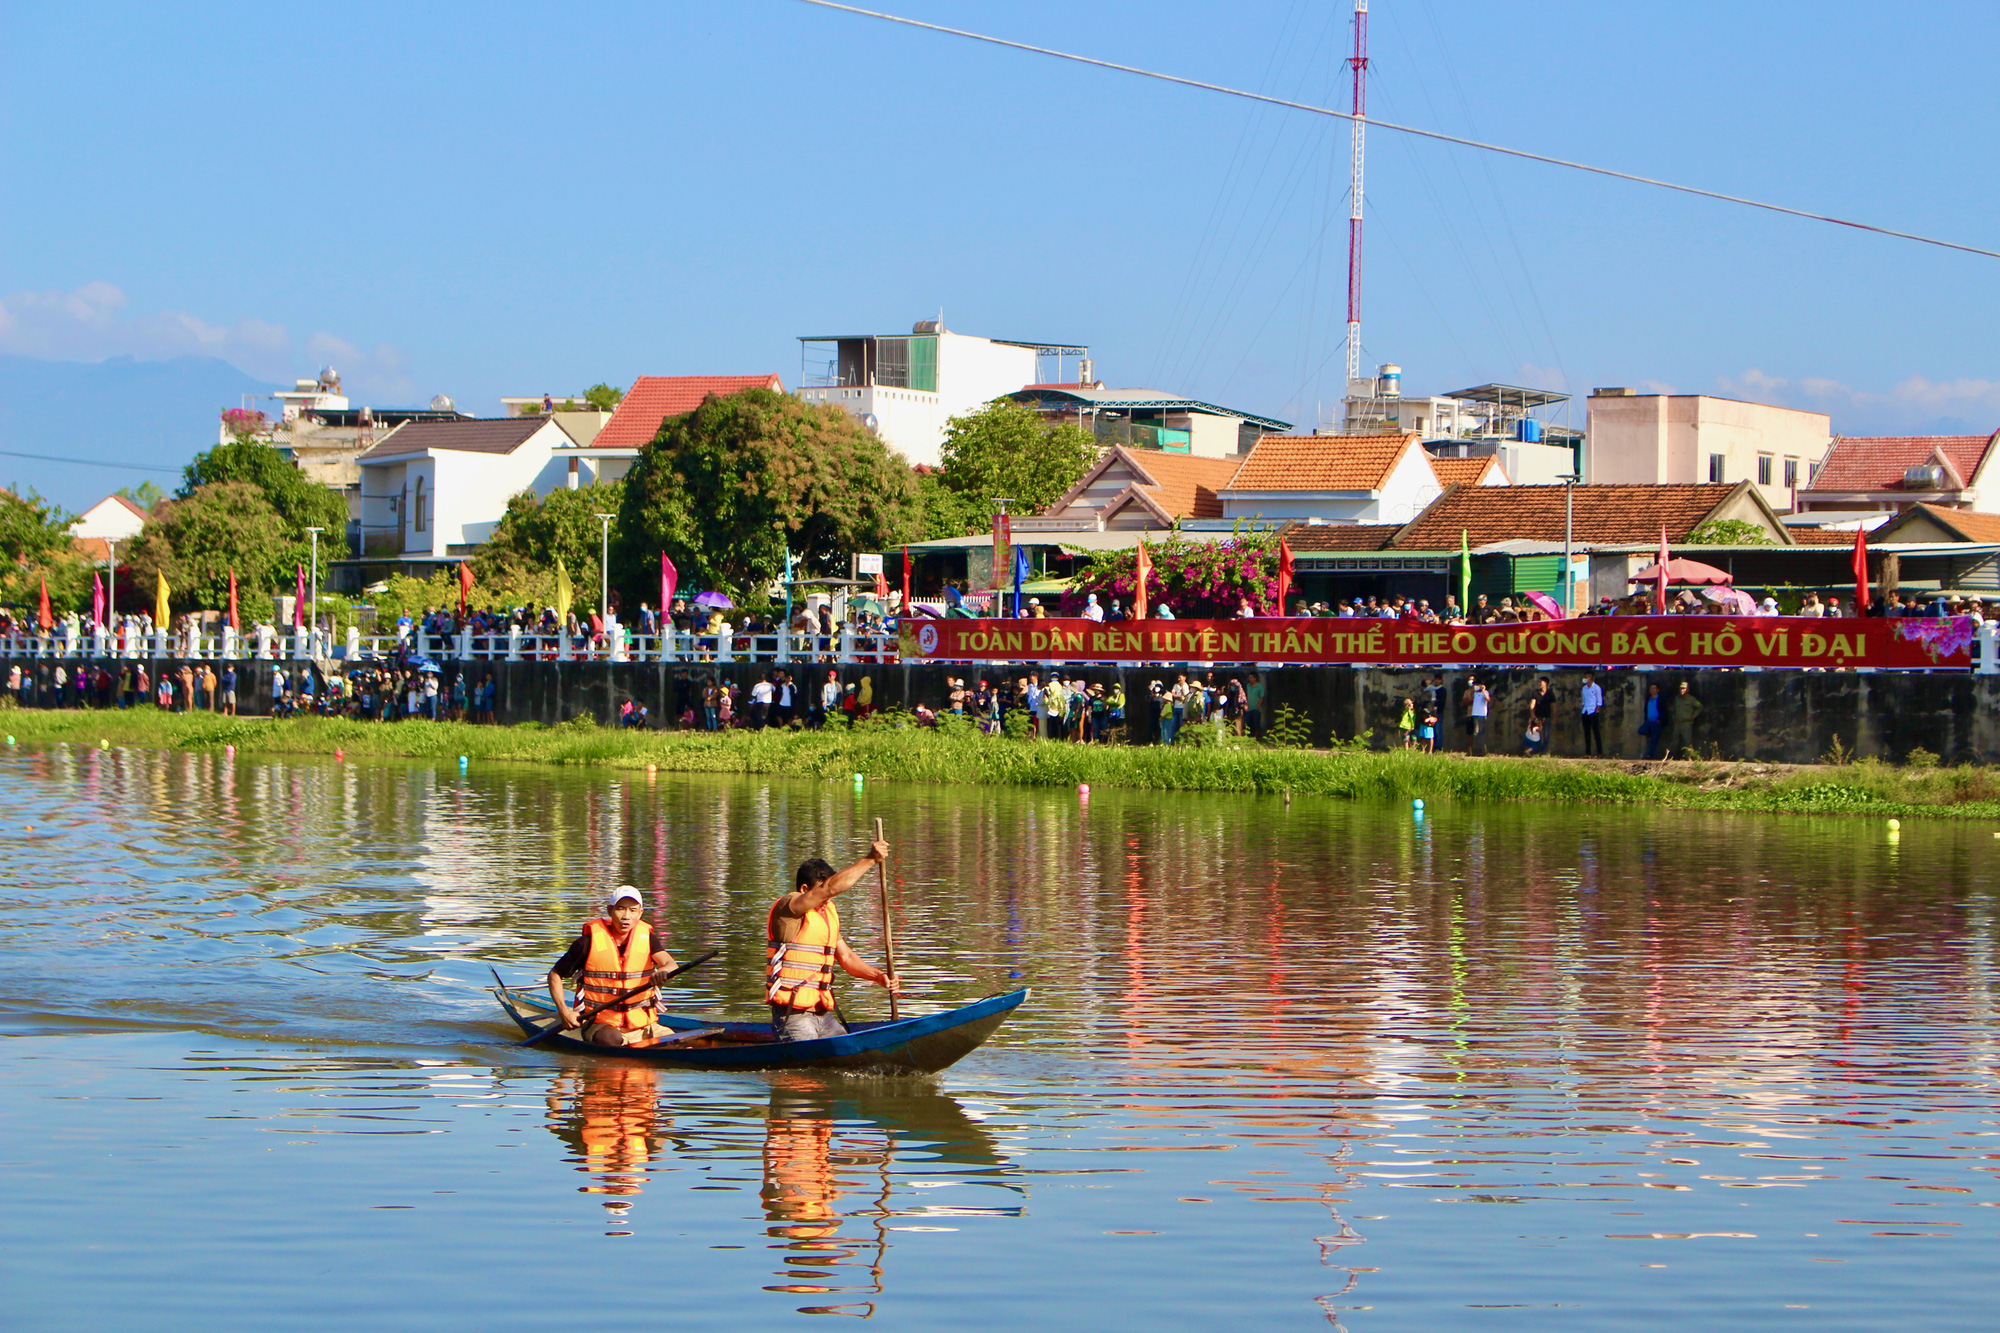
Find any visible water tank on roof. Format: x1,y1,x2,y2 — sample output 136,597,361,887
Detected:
913,319,943,334
1377,364,1402,398
430,394,456,413
1905,463,1946,489
1517,418,1544,443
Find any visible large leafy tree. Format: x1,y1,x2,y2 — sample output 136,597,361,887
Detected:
0,489,88,612
614,388,919,597
122,482,306,611
923,400,1098,536
477,481,625,611
181,439,348,539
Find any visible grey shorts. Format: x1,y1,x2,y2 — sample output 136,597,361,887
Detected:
771,1008,848,1042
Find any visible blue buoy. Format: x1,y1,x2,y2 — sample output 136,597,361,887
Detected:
458,755,469,768
1413,798,1425,810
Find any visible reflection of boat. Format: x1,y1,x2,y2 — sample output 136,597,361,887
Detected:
492,986,1028,1074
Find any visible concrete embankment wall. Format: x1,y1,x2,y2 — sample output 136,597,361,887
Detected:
7,656,1996,765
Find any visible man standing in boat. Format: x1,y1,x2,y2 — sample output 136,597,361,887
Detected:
547,886,679,1047
768,839,902,1041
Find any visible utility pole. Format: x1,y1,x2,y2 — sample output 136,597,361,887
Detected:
595,514,615,619
305,527,323,630
1345,0,1369,388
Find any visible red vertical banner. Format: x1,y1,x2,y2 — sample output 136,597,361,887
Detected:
991,513,1012,595
660,551,677,611
1852,524,1871,612
1654,526,1670,614
38,574,52,631
1133,539,1152,620
901,543,912,610
1276,538,1295,615
227,567,239,630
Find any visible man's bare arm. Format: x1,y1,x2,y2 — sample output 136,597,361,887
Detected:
776,840,890,916
834,939,902,993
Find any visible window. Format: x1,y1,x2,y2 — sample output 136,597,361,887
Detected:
1757,454,1773,486
1708,453,1725,483
412,476,427,533
1783,457,1799,488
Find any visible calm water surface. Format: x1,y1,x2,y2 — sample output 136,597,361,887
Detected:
1,745,1997,1330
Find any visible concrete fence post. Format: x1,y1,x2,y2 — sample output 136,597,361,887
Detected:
838,624,853,664
458,629,473,662
506,626,522,662
661,628,677,663
610,623,627,663
1979,621,2000,676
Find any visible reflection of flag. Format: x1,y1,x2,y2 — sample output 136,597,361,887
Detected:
660,551,677,611
1852,523,1871,613
156,570,171,627
37,574,52,631
1134,539,1152,620
91,571,105,628
227,567,238,630
555,557,573,623
1276,538,1295,616
458,561,473,618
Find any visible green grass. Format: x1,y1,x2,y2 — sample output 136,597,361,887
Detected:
5,705,1998,821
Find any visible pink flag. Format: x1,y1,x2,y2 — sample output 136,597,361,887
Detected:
660,551,678,611
294,565,306,628
1653,525,1670,614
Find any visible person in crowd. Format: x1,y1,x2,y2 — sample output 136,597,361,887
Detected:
1639,681,1665,760
1466,676,1490,755
1578,671,1604,756
749,674,774,729
1399,697,1417,749
545,886,681,1048
1082,593,1105,622
1526,677,1553,756
818,670,839,730
1246,672,1266,739
1419,704,1437,754
1664,680,1704,758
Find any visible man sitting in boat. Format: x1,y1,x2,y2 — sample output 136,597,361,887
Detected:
768,840,902,1042
547,886,680,1047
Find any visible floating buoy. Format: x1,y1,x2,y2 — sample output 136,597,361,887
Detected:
224,744,235,756
4,736,12,746
1078,783,1090,797
852,773,864,784
334,748,344,761
458,755,468,767
99,739,108,748
646,763,657,773
1887,818,1901,831
1413,798,1426,810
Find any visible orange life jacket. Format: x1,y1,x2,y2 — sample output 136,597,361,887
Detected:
767,899,840,1013
577,918,657,1030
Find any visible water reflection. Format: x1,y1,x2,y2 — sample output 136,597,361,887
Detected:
544,1063,665,1232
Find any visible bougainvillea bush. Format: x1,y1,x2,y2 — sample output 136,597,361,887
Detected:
1058,529,1282,618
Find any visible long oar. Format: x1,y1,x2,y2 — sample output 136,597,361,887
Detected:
517,949,718,1047
875,817,900,1022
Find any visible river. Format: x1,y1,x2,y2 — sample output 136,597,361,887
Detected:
1,744,1996,1329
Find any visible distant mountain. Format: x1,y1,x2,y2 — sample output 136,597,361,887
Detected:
0,354,275,513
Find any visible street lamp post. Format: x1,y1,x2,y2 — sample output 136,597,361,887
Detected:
595,514,614,622
1559,474,1580,614
305,527,323,632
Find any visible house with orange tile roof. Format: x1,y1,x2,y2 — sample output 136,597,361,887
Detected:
1425,454,1508,488
553,374,785,487
1217,433,1441,524
68,493,149,563
1018,446,1245,533
1797,429,2000,517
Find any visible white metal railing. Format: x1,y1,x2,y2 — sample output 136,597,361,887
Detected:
0,624,903,665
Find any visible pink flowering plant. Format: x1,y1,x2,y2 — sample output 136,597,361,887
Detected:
1058,526,1282,618
220,408,270,440
1893,615,1978,663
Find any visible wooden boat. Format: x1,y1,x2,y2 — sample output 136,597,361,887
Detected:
492,983,1027,1075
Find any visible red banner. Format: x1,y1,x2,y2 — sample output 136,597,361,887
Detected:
900,616,1976,670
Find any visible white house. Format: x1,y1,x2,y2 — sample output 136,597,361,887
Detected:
796,320,1083,467
69,494,148,561
1218,433,1442,524
354,417,575,567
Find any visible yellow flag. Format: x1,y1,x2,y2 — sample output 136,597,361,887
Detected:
155,570,171,626
554,557,573,623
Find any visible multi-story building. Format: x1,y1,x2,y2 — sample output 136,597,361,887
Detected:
1003,384,1290,458
796,320,1085,467
1585,389,1831,511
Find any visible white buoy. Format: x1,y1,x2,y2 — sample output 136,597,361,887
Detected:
1887,818,1901,831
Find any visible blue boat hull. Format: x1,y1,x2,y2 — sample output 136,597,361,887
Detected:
494,985,1027,1074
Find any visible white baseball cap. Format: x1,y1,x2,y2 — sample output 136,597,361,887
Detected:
607,885,644,908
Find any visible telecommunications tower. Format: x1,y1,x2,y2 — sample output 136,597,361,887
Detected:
1344,0,1369,388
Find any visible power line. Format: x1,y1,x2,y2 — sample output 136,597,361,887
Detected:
0,449,180,474
791,0,2000,262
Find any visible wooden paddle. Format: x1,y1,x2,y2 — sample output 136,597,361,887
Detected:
876,817,900,1021
517,948,718,1047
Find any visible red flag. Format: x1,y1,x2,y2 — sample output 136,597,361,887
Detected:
873,569,888,601
227,567,238,630
457,560,473,618
901,543,912,610
1133,539,1152,620
294,565,305,629
660,551,677,611
1654,525,1670,614
1852,522,1871,613
1276,538,1295,616
37,573,53,631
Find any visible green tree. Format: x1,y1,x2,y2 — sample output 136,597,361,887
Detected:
478,481,625,611
0,489,88,612
915,468,988,541
614,387,919,597
181,440,348,541
583,382,625,413
926,400,1098,535
1686,518,1775,546
123,482,306,612
114,480,168,511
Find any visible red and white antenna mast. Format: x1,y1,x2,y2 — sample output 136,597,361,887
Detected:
1345,0,1369,388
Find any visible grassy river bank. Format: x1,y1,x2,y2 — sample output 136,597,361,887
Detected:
4,705,1998,821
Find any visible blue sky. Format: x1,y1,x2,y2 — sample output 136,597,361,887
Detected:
4,0,1998,479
